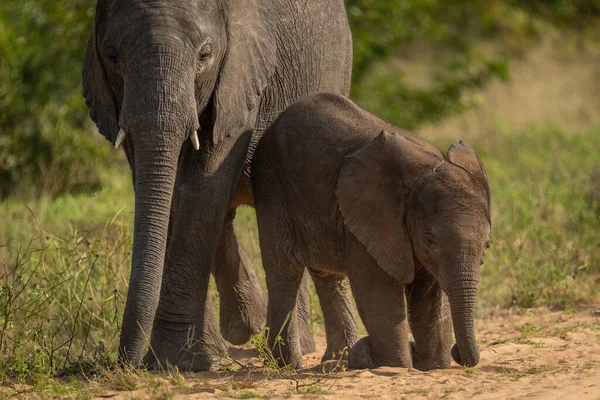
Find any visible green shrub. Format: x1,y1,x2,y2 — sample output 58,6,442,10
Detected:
0,1,117,199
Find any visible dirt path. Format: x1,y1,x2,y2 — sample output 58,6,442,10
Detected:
98,306,600,399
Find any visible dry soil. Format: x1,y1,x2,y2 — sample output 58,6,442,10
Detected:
97,305,600,400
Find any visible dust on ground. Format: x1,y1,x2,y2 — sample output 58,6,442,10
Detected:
98,306,600,400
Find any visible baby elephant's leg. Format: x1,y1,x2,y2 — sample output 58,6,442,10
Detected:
347,247,412,369
310,269,359,362
296,271,317,355
406,269,453,370
264,262,305,368
257,209,306,368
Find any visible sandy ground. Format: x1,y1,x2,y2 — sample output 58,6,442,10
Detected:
98,306,600,400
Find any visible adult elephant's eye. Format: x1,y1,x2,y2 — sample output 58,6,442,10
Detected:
106,47,119,64
198,42,213,63
424,232,436,247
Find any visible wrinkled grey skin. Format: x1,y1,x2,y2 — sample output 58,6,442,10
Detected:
82,1,352,371
252,93,491,370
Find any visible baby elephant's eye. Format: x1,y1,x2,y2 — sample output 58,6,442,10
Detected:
424,232,436,247
106,47,119,64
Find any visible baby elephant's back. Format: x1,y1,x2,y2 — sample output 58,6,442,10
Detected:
251,93,390,265
256,93,387,174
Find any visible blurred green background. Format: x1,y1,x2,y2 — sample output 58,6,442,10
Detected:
1,0,600,387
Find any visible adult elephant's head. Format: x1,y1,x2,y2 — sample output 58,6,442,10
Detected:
337,132,491,368
82,0,275,366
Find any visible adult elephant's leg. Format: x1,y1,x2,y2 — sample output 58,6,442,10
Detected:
144,133,252,371
406,268,453,371
310,269,359,362
212,208,267,345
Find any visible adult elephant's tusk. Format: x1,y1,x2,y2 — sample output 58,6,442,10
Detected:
190,130,200,151
115,128,126,150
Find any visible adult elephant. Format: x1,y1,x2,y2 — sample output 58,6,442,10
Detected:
82,0,353,371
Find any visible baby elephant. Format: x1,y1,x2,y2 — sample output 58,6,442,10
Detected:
251,93,491,370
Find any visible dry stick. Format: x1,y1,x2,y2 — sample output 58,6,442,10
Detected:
137,319,164,371
78,309,94,362
271,312,292,370
62,254,98,370
46,319,67,370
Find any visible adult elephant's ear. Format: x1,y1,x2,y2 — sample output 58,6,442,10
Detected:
336,131,415,284
212,0,276,144
82,1,119,145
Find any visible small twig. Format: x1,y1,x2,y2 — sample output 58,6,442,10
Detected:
138,319,164,371
78,312,94,362
24,204,42,230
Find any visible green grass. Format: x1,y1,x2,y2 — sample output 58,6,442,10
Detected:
470,124,600,310
489,338,541,346
441,388,457,397
0,123,599,396
236,392,270,399
398,389,429,396
295,386,334,395
496,364,560,380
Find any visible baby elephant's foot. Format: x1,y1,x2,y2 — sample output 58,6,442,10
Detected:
409,341,452,371
348,336,413,369
408,340,450,371
347,337,378,369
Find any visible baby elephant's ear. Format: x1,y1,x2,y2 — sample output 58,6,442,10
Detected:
336,131,415,284
447,140,491,218
447,141,487,179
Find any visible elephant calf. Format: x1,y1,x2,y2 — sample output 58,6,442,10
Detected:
251,93,491,370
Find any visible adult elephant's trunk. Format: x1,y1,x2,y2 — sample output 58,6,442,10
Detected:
445,263,480,368
119,135,180,366
117,53,198,365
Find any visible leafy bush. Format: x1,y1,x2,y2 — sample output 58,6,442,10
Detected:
348,0,600,130
0,1,115,199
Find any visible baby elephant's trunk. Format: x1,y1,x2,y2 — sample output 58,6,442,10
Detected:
445,261,480,367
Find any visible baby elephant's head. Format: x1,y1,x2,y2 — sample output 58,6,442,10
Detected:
337,130,491,368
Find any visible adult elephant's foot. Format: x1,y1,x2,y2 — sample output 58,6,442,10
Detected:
268,335,305,370
144,292,228,372
217,257,267,345
220,294,267,346
347,336,378,369
143,319,228,372
214,210,268,345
